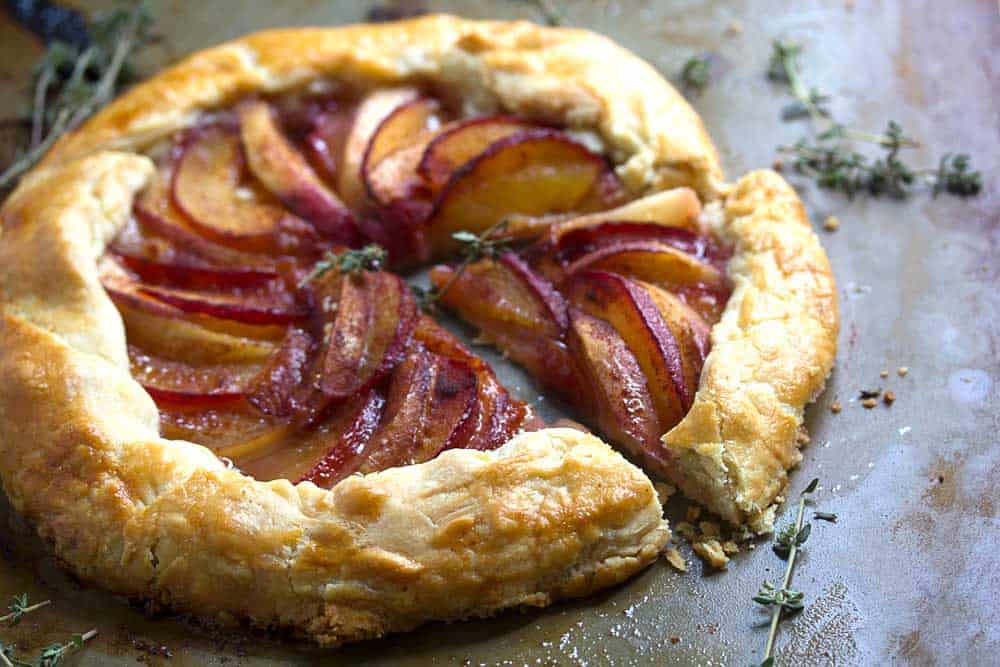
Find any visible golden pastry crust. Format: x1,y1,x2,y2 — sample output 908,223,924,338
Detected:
0,14,836,645
663,170,839,531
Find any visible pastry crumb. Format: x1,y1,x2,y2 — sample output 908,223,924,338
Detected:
721,540,739,555
898,366,909,376
823,215,841,232
880,369,889,378
674,521,697,540
883,390,896,405
654,481,676,504
693,539,729,569
772,158,784,171
862,398,878,409
664,548,687,572
830,400,842,414
725,19,743,35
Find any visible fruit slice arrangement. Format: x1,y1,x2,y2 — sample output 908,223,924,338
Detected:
100,87,731,488
431,187,732,483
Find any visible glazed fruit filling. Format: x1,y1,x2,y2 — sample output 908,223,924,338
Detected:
100,87,732,487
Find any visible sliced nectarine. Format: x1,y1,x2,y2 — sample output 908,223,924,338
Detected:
239,100,360,244
426,130,615,255
138,282,307,326
639,280,711,394
417,116,538,191
549,187,704,241
564,270,690,429
563,240,725,291
339,87,420,211
305,108,353,182
113,251,277,290
246,326,314,418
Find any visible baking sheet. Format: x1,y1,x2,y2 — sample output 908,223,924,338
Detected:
1,1,998,664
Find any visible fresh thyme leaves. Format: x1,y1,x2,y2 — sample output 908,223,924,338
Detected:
0,1,155,193
680,55,711,92
755,478,820,666
0,595,95,666
0,595,50,628
416,219,512,311
858,388,881,400
769,40,981,199
299,244,388,286
36,630,97,667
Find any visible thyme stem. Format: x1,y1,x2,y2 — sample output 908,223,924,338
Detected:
0,599,50,625
762,495,807,662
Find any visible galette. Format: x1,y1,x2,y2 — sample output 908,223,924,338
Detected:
0,15,837,646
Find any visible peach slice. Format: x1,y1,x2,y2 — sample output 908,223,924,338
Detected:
417,116,538,191
431,252,568,338
357,348,479,474
172,125,318,254
99,258,276,363
564,270,690,429
550,187,704,241
339,87,420,212
562,240,726,291
134,168,278,268
239,100,360,244
309,269,418,403
426,130,615,255
566,307,668,468
639,281,711,394
305,108,353,182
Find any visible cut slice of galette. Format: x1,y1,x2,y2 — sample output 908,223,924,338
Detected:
0,15,837,647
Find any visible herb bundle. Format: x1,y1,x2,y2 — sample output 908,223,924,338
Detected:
300,244,389,286
768,40,981,199
0,1,154,193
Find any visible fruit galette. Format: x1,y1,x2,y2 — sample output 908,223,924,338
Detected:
0,16,837,646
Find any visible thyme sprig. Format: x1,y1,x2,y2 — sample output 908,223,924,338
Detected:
0,595,50,629
755,478,818,666
0,1,154,192
414,219,512,311
680,55,711,92
299,244,388,287
769,40,981,199
0,595,95,667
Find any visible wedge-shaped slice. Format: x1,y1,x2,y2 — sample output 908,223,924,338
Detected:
339,87,420,211
247,326,314,417
357,347,479,474
173,125,318,254
553,222,705,264
426,130,615,255
113,251,277,290
134,168,277,268
239,100,359,244
431,252,568,338
310,269,418,403
565,308,668,469
563,240,725,291
564,270,690,429
417,116,538,191
305,108,353,182
139,282,307,326
549,187,703,241
361,97,439,199
99,258,276,363
639,281,711,395
239,389,386,487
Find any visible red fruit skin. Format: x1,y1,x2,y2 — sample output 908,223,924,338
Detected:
295,389,386,488
143,386,246,408
112,251,278,290
138,283,308,326
247,326,315,417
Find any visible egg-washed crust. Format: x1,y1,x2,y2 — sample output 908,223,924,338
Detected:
664,170,839,531
0,14,835,646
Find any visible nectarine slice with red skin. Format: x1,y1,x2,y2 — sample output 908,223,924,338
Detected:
172,125,318,254
310,270,418,402
549,187,704,240
339,87,420,211
357,348,479,473
426,130,616,255
565,270,690,429
305,109,353,182
566,307,667,468
247,326,315,418
417,116,539,192
562,240,726,292
431,252,568,339
239,101,360,245
138,282,307,326
639,280,711,392
292,389,387,488
112,251,278,290
361,97,440,203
